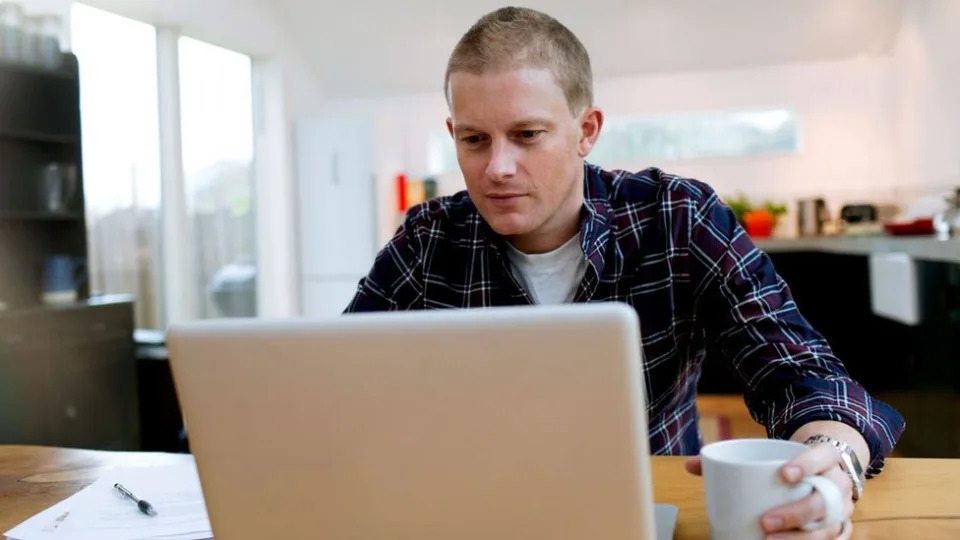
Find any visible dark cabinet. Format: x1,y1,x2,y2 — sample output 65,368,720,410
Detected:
53,340,138,449
0,58,80,140
0,297,139,449
0,346,50,444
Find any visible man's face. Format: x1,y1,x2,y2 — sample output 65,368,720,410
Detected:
446,67,601,252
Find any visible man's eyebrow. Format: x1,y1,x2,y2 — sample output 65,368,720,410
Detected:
509,118,554,129
453,124,482,134
453,118,555,134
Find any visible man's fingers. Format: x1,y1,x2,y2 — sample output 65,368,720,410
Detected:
762,519,844,539
684,456,702,476
782,443,840,483
838,519,854,540
762,492,824,532
762,465,854,534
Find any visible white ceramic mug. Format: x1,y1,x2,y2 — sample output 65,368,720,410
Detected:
701,438,845,540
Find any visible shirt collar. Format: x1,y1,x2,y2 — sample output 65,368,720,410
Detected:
576,162,614,300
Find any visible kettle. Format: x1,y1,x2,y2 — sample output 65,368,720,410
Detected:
797,198,829,236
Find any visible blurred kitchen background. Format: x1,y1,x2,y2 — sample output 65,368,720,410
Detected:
0,0,957,457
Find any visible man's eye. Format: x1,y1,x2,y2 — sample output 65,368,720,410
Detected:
462,135,483,144
517,130,543,141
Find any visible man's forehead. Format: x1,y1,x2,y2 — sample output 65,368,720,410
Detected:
448,66,561,98
447,67,569,128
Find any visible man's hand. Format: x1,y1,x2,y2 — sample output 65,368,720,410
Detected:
685,442,854,539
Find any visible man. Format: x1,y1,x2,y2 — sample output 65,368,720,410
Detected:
346,7,904,539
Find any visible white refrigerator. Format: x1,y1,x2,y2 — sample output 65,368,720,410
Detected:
295,114,378,316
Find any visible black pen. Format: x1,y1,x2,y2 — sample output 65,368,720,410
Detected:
114,483,158,516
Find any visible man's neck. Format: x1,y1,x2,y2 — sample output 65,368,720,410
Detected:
508,192,584,254
509,224,580,255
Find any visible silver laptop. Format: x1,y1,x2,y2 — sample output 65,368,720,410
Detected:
167,303,677,540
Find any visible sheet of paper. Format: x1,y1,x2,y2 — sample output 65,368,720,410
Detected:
5,493,79,539
5,462,212,540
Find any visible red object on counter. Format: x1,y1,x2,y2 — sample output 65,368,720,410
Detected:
743,210,776,238
395,173,408,213
883,217,935,236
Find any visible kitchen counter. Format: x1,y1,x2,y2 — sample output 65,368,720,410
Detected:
755,236,960,264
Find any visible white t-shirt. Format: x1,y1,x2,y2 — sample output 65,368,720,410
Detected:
504,234,589,304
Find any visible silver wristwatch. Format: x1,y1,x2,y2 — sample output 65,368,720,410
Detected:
804,434,865,501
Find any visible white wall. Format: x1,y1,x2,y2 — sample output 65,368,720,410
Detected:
892,0,960,199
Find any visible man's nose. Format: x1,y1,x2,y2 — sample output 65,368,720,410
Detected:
485,140,518,182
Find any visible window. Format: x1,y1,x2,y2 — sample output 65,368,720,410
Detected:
71,4,163,329
72,5,259,326
178,37,257,318
428,108,800,174
589,109,800,167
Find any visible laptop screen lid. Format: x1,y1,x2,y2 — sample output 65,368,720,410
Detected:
167,302,657,539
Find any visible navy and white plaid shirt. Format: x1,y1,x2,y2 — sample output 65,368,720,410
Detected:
345,163,905,475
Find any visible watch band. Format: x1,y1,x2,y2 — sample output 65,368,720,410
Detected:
804,434,865,501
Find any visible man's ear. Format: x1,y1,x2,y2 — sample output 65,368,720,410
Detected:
577,107,604,158
446,117,454,138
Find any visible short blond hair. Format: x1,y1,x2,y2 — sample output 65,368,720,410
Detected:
445,7,594,115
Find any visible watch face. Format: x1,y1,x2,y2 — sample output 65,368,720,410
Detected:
839,452,865,499
843,447,865,479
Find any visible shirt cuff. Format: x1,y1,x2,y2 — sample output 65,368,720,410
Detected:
761,379,906,477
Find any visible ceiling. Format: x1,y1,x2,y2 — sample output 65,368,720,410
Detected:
81,0,298,57
82,0,907,100
272,0,907,98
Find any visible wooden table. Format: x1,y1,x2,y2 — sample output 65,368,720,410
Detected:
2,446,959,538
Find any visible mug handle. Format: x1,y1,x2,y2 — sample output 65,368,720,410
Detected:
800,475,846,531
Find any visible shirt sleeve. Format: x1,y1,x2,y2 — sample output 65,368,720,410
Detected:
343,218,424,313
688,185,905,477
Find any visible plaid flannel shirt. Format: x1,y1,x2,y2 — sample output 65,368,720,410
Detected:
345,163,905,475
